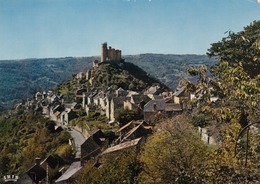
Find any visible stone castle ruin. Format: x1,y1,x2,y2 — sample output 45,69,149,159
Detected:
101,42,122,62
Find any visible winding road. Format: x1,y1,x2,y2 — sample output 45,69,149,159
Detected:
67,128,86,159
55,126,86,183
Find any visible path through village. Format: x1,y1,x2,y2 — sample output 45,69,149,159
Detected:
55,125,86,183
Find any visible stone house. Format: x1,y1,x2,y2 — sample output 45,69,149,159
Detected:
55,161,82,184
35,92,43,101
107,97,130,121
60,109,77,126
143,99,166,122
124,94,150,111
93,94,100,107
81,130,106,164
198,127,218,145
18,156,62,184
144,83,164,99
116,120,138,136
145,83,161,95
173,86,190,104
75,88,88,99
99,95,107,112
87,91,98,105
101,137,143,155
93,91,106,107
85,104,96,117
143,99,183,122
86,70,91,81
81,137,101,163
18,162,46,184
48,94,61,104
49,103,64,121
76,72,85,79
115,87,128,97
116,120,152,143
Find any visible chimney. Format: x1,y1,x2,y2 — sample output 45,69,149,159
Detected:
35,157,41,165
153,103,157,111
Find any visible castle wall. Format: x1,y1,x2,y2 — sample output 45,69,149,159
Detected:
101,43,108,62
101,42,122,62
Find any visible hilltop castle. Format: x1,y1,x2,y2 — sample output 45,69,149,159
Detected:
101,42,122,62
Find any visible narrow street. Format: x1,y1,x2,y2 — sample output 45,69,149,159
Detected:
55,127,86,183
67,128,86,159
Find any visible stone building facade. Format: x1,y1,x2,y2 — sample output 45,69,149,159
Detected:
101,42,122,62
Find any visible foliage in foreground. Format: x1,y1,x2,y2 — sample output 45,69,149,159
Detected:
0,109,74,178
74,114,259,184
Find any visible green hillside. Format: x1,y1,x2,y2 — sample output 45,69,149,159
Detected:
0,57,93,110
124,54,216,89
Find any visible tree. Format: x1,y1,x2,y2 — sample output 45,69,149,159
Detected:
74,150,141,184
182,21,260,182
73,161,101,184
138,114,210,184
0,155,11,175
204,122,260,183
182,21,260,129
56,144,74,162
208,20,260,78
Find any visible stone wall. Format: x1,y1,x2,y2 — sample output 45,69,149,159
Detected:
73,125,91,139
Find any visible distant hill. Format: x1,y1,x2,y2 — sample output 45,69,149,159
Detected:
0,54,215,111
124,54,216,89
0,57,94,110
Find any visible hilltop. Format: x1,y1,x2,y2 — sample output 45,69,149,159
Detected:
55,59,169,103
87,60,169,91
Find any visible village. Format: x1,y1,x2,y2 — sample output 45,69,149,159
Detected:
14,43,219,184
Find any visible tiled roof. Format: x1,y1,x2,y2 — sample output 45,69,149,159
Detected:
143,99,166,112
116,87,125,92
165,103,183,112
112,97,130,109
81,137,100,158
40,155,58,169
121,122,145,142
102,137,142,155
131,95,150,104
146,85,160,94
26,164,46,183
88,91,98,98
117,120,135,133
54,111,61,117
173,86,186,97
55,161,82,183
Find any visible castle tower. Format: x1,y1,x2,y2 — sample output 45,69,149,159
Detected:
112,48,116,61
101,42,122,62
108,46,112,59
118,50,121,61
101,42,108,62
115,50,121,61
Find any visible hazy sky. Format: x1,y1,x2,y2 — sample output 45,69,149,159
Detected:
0,0,260,60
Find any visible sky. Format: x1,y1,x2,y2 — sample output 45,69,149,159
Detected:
0,0,260,60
